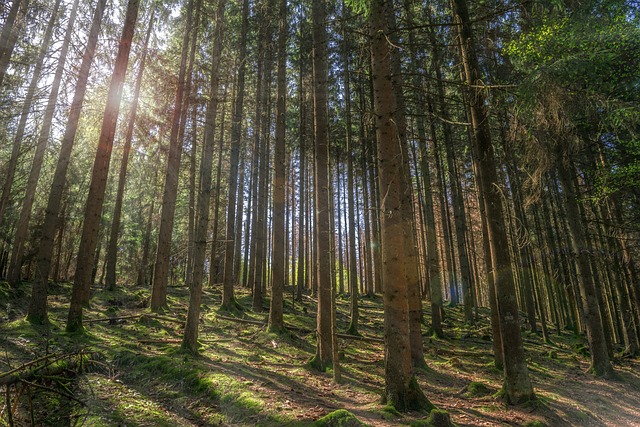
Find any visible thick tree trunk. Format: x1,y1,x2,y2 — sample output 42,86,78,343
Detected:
27,0,106,325
67,0,140,332
268,0,287,332
370,0,430,412
310,0,334,371
104,9,155,291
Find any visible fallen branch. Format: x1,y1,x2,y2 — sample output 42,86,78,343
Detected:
83,313,184,326
215,315,385,343
144,314,185,325
20,379,86,406
0,352,92,387
84,314,143,324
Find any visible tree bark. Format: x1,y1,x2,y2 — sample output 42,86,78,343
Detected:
0,0,29,88
6,0,64,285
555,155,615,377
183,0,225,354
451,0,534,403
310,0,334,371
67,0,140,332
268,0,287,332
221,0,248,310
27,0,106,325
370,0,431,412
104,8,155,291
150,0,196,312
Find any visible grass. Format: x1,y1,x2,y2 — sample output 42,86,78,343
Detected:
2,280,640,426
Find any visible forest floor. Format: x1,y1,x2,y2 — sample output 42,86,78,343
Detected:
1,280,640,426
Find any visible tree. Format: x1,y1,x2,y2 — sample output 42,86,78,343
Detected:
221,0,249,311
183,0,226,354
27,0,107,325
309,0,335,373
67,0,140,332
369,0,431,411
104,7,156,291
150,0,195,312
451,0,535,404
0,0,29,88
268,0,287,333
5,0,63,285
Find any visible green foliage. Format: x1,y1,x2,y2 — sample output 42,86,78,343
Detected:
506,15,640,100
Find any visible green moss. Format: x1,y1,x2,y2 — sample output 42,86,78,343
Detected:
524,421,547,427
464,381,491,397
313,409,367,426
411,409,454,426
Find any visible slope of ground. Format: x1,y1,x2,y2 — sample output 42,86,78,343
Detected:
1,280,639,426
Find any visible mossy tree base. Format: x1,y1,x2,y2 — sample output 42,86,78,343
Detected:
26,313,49,326
307,353,328,372
382,376,434,413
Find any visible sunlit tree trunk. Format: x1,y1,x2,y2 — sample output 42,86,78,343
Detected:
27,0,106,325
105,8,155,291
183,0,225,354
268,0,287,332
5,0,63,285
310,0,334,371
67,0,140,332
151,0,195,312
0,0,29,88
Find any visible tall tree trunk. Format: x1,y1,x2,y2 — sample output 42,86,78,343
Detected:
6,0,64,285
67,0,140,332
27,0,106,325
420,113,443,338
0,0,29,88
451,0,534,403
150,0,196,312
268,0,287,332
383,4,425,368
183,0,225,354
207,86,227,286
343,0,359,335
555,154,614,377
370,0,430,412
221,0,248,310
105,8,155,291
0,0,57,231
310,0,334,371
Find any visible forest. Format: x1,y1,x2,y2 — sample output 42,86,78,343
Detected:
1,0,639,425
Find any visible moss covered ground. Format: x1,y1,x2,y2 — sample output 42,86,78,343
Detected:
1,280,639,426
